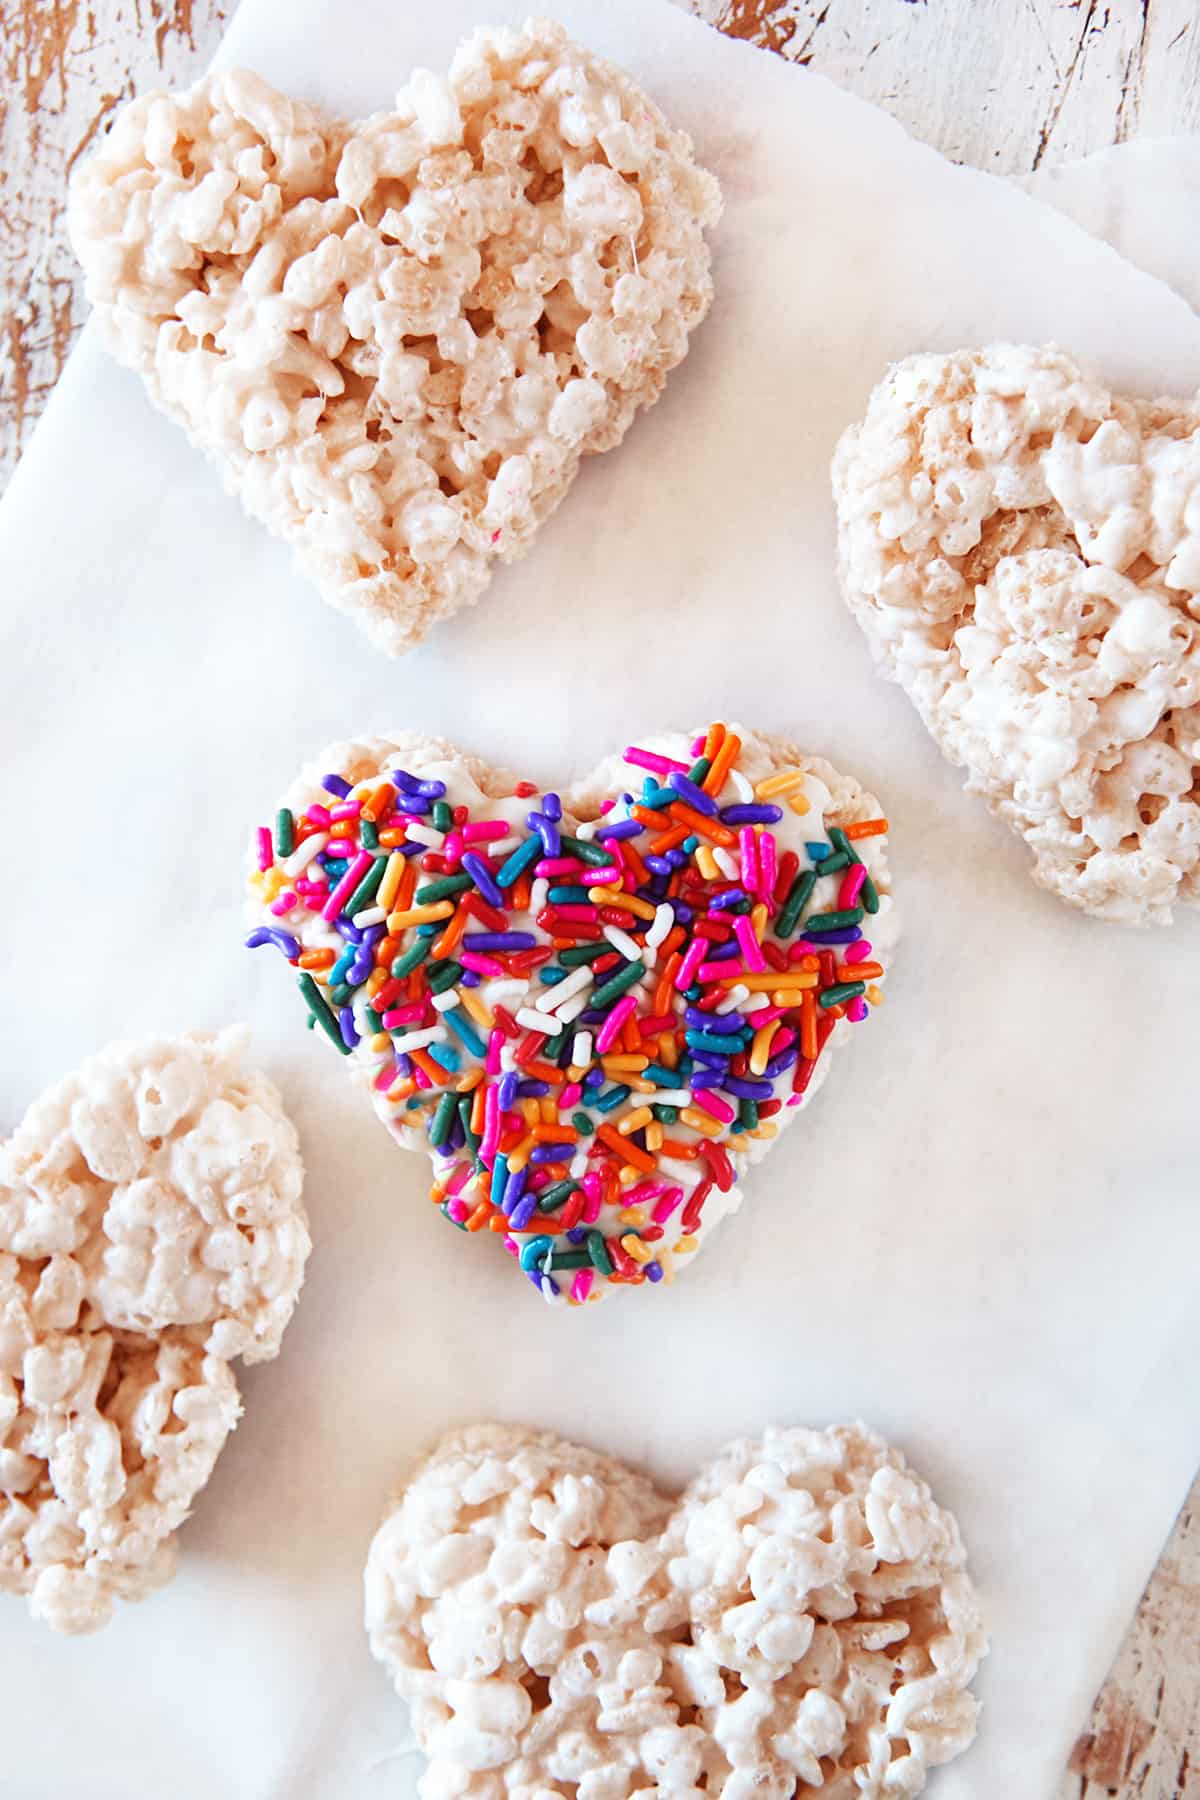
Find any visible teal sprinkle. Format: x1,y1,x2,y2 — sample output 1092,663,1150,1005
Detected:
426,1043,460,1074
444,1009,486,1057
595,1084,631,1113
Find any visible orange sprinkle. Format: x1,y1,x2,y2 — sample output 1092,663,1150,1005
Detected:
409,1049,447,1086
597,1124,656,1173
377,827,408,848
844,818,888,840
668,802,736,847
659,1137,700,1160
621,1010,642,1054
602,1053,650,1072
533,1124,577,1144
431,904,470,957
465,1201,494,1232
298,948,335,971
838,961,883,981
394,857,417,915
800,991,818,1061
703,720,726,760
702,731,741,795
621,838,652,886
524,1059,566,1086
362,783,395,824
511,871,532,912
648,823,691,855
654,951,682,1015
469,1086,487,1134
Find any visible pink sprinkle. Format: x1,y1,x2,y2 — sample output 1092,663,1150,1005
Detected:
491,528,501,544
652,1186,686,1224
411,1063,433,1091
847,997,869,1022
674,937,709,990
446,1198,469,1223
697,958,747,984
374,1061,398,1092
445,1163,473,1197
329,801,361,822
255,827,273,871
295,878,327,895
571,1269,594,1304
733,914,766,972
269,891,297,916
738,827,758,892
502,1235,519,1257
480,1084,501,1160
788,939,819,959
582,1173,605,1223
690,1089,735,1124
461,950,506,977
624,745,690,776
759,832,778,900
462,820,510,843
690,734,706,757
843,939,874,963
559,1082,583,1109
536,857,585,877
596,993,638,1052
322,849,371,923
599,799,616,814
839,863,867,909
773,1026,797,1053
585,865,621,884
624,1178,670,1206
751,1006,786,1027
382,1004,425,1028
307,804,331,827
442,831,464,863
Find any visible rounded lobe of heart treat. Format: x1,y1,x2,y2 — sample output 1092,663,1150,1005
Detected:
246,725,896,1305
67,23,722,655
0,1028,308,1632
833,343,1200,924
364,1422,986,1798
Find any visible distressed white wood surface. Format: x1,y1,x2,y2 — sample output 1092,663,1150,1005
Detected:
3,4,1199,1795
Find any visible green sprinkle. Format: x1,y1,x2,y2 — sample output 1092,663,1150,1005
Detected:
559,942,610,967
777,869,817,937
457,1095,480,1151
738,1098,759,1131
427,960,464,994
432,801,453,833
537,1180,580,1213
861,873,880,914
805,907,864,934
365,1006,383,1034
416,875,472,903
328,982,355,1007
572,1111,595,1135
543,1249,591,1269
595,1084,631,1113
360,819,380,851
560,835,614,867
274,809,294,857
586,1230,614,1276
344,854,387,919
392,938,433,978
813,850,851,878
827,826,858,864
819,980,866,1009
687,756,711,784
652,1104,679,1125
428,1092,458,1148
591,961,644,1009
298,973,351,1054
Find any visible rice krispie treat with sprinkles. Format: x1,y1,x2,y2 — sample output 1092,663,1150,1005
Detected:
246,725,896,1303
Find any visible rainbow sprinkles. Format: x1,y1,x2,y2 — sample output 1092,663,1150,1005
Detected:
245,726,897,1303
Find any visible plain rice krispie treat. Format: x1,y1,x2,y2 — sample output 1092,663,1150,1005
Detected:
0,1028,308,1632
68,19,722,655
365,1422,986,1799
244,724,897,1303
833,345,1200,924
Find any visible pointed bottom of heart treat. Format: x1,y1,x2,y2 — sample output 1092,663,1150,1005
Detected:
0,1028,308,1633
365,1421,987,1796
833,344,1200,925
246,724,897,1303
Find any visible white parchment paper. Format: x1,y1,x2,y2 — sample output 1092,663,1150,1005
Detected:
1,3,1198,1795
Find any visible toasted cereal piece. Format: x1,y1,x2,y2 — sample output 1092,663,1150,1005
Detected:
365,1422,987,1796
0,1028,308,1632
833,344,1200,924
68,22,722,655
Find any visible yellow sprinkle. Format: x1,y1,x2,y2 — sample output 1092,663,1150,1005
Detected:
365,968,387,995
695,844,720,881
458,988,493,1033
369,1033,390,1053
726,1133,749,1151
755,767,807,800
749,1021,778,1076
788,792,812,816
601,1053,650,1072
617,1105,653,1136
456,1068,484,1093
618,1164,640,1186
521,1098,540,1126
376,851,407,914
588,886,657,921
750,901,769,940
507,1132,537,1172
657,1247,675,1284
679,1106,725,1138
675,1234,699,1255
626,1078,657,1095
866,984,884,1005
621,1234,654,1265
658,1036,679,1069
619,1206,647,1227
566,1064,587,1084
750,1121,778,1140
387,901,454,929
644,1121,664,1152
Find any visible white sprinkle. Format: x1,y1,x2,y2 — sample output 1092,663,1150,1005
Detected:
530,877,549,916
431,991,459,1013
517,1007,563,1035
716,984,749,1014
728,767,754,802
402,822,444,848
499,1046,517,1072
569,1150,589,1179
603,923,643,962
390,1026,447,1053
281,832,328,877
744,992,771,1012
574,820,598,840
555,992,592,1025
535,964,594,1012
489,835,521,858
713,847,739,880
487,980,528,1006
646,903,674,948
572,1031,593,1067
352,905,386,928
645,1088,692,1106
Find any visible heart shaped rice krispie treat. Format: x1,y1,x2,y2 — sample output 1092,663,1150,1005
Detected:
365,1422,986,1799
0,1028,308,1633
245,724,896,1303
833,345,1200,924
67,20,721,655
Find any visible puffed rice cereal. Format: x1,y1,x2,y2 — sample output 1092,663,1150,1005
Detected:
0,1027,308,1632
365,1422,986,1799
833,345,1200,924
244,725,898,1304
67,20,722,655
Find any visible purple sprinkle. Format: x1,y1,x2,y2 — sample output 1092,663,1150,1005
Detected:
594,818,643,841
393,1054,413,1078
709,888,749,911
337,919,364,944
461,970,482,988
673,902,694,924
462,852,504,909
529,1143,564,1164
502,1166,528,1214
389,768,445,799
337,1007,358,1048
463,931,536,953
245,927,300,959
583,1068,605,1089
645,1262,664,1283
566,1226,588,1245
667,772,719,815
688,1070,723,1090
683,1007,744,1033
644,855,674,877
510,1195,539,1232
763,1048,799,1079
322,773,352,798
723,1076,774,1100
519,1081,552,1101
543,792,562,822
529,814,560,856
720,803,783,825
498,1072,518,1111
704,941,741,963
807,927,863,945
